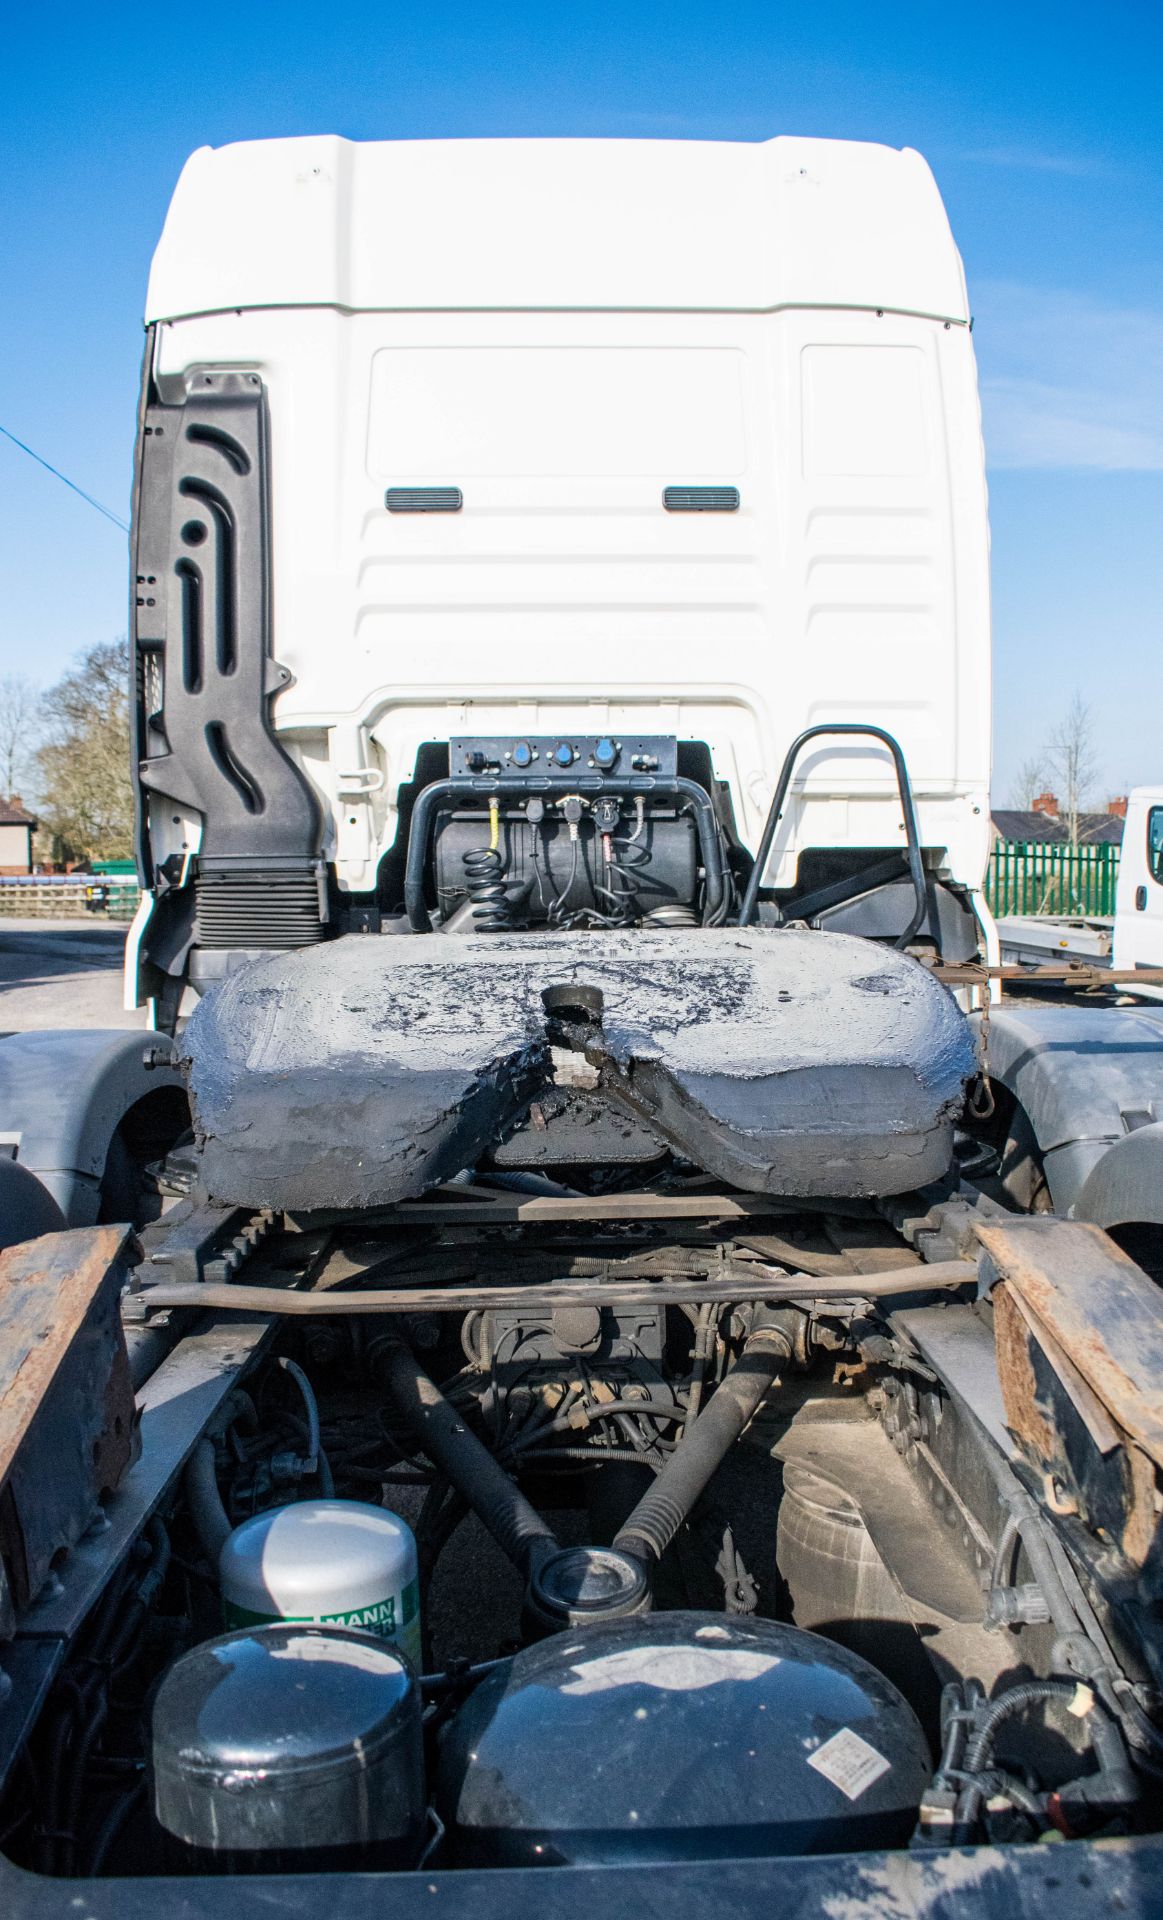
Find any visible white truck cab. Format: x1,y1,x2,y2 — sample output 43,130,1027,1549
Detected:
125,134,993,1025
1113,787,1163,994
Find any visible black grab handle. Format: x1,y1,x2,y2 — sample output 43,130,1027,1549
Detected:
736,724,927,948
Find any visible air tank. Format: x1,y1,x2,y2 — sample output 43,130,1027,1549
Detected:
151,1624,425,1870
439,1610,931,1865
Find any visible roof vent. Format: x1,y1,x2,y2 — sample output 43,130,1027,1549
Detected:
386,487,463,512
662,486,740,512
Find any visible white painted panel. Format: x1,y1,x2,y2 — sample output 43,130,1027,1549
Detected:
366,347,746,479
152,296,990,898
802,345,928,477
147,135,970,323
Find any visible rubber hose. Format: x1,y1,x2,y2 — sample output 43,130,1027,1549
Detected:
614,1329,785,1562
377,1340,558,1578
964,1679,1081,1773
519,1446,664,1471
183,1438,232,1565
279,1356,321,1464
1055,1707,1138,1817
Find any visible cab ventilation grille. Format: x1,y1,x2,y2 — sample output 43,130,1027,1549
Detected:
195,871,325,948
662,487,740,512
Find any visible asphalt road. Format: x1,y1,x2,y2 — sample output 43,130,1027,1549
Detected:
0,918,145,1034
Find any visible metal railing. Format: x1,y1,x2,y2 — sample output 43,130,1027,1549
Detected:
986,840,1121,917
0,876,141,922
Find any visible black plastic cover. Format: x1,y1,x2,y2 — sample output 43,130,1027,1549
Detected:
662,487,740,511
133,368,321,866
386,487,463,511
439,1610,931,1866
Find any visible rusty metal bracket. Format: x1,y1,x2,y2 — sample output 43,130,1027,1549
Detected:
0,1226,138,1620
976,1216,1163,1562
924,960,1163,993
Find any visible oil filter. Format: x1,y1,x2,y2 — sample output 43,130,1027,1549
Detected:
219,1498,421,1667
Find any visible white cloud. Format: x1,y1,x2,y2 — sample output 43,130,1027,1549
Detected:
973,281,1163,471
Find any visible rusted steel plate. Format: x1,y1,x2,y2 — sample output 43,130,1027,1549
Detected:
0,1226,134,1487
993,1283,1059,1467
0,1225,137,1612
22,1312,276,1641
996,1280,1120,1456
393,1188,803,1224
976,1216,1163,1468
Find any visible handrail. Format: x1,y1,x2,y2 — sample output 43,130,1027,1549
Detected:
736,724,927,948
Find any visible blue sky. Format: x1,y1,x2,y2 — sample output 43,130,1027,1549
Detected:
1,0,1160,805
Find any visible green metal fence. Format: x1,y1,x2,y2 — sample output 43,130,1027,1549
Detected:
986,840,1121,917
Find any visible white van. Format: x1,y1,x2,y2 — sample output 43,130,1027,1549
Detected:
1113,786,1163,995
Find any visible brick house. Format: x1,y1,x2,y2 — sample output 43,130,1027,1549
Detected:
991,792,1127,848
0,797,38,874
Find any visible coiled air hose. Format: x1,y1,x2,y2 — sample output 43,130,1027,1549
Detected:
462,797,512,930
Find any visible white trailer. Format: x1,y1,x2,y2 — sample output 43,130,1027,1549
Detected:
1113,786,1163,995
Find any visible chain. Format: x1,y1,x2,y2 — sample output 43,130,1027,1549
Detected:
967,963,996,1121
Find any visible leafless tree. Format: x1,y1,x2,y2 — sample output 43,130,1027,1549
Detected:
35,639,133,862
1009,755,1051,811
0,674,40,802
1044,692,1100,847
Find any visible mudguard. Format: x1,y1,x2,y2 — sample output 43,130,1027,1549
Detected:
971,1005,1163,1221
0,1030,184,1225
1074,1120,1163,1231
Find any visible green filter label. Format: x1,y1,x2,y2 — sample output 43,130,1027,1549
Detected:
225,1577,422,1667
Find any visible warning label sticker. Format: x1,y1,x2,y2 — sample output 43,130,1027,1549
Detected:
806,1728,891,1801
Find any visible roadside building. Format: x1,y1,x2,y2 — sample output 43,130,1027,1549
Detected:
0,798,37,875
991,792,1127,849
